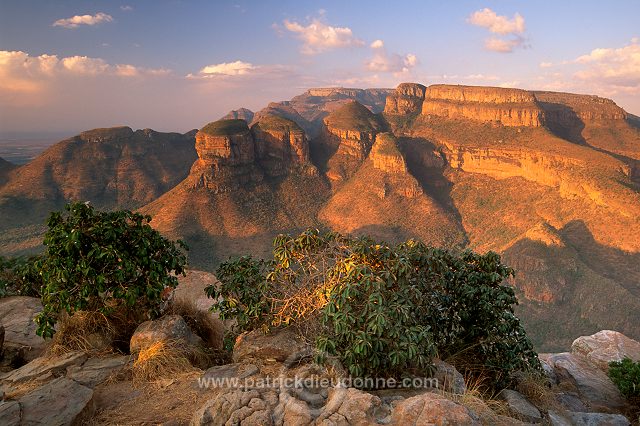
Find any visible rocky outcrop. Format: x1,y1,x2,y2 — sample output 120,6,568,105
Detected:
571,330,640,372
422,84,545,127
251,115,317,177
384,83,426,115
536,91,627,123
190,119,263,192
0,297,47,363
130,315,204,355
221,107,255,123
370,133,407,173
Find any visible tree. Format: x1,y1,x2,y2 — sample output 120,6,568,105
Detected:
35,202,188,338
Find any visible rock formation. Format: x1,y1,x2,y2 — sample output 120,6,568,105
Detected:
421,84,545,127
384,82,426,115
221,107,254,123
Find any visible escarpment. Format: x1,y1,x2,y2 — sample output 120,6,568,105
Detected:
384,83,426,115
421,84,545,127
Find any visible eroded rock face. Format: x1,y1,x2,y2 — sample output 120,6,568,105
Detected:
422,84,545,127
391,392,480,425
370,133,407,174
0,296,47,362
384,83,427,115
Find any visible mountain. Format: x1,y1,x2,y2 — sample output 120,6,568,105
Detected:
2,83,639,351
0,127,197,254
0,157,16,186
220,108,254,123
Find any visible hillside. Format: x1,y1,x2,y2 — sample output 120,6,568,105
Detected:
2,84,639,351
0,127,197,254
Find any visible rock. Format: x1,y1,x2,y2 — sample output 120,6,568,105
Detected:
175,270,220,313
221,108,255,123
571,330,640,372
498,389,542,423
556,391,589,412
17,377,94,425
0,297,47,362
422,84,545,127
540,352,627,411
66,355,129,388
130,315,203,355
0,325,4,354
390,391,480,425
0,351,87,392
567,411,631,426
548,410,573,426
384,83,426,115
201,363,259,385
433,359,466,395
233,328,309,364
316,386,383,425
190,388,278,426
0,400,21,426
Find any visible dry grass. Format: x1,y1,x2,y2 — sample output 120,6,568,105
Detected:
131,339,196,384
167,298,224,349
47,310,117,356
444,373,511,425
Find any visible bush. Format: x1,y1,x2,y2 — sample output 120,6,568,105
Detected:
208,229,541,388
609,358,640,398
0,255,43,298
34,202,188,338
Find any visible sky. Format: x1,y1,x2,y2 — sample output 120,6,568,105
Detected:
1,0,639,134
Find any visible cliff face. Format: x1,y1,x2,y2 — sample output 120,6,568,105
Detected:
251,115,317,177
421,85,545,127
368,133,422,198
190,121,262,193
384,83,426,115
535,91,627,123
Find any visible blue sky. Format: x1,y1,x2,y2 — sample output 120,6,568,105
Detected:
1,0,639,133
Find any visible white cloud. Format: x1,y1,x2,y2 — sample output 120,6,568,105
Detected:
120,5,133,12
484,36,525,53
539,61,553,68
467,8,527,53
573,39,640,94
53,12,113,29
366,40,418,75
199,61,255,76
280,18,364,54
468,8,525,34
370,39,384,49
61,56,109,74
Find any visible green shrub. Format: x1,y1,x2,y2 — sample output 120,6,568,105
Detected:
34,202,188,338
208,229,541,388
0,255,43,298
609,358,640,398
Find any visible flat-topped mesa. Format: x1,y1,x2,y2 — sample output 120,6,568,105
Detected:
370,133,408,173
251,114,317,176
384,83,427,115
191,119,262,192
79,126,134,143
535,91,627,123
421,84,545,127
323,101,384,152
307,88,365,98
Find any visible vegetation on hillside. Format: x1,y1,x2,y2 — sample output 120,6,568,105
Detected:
609,358,640,398
207,228,542,388
324,101,385,132
0,255,42,298
252,114,302,132
201,119,249,136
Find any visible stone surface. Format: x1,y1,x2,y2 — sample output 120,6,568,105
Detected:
567,411,631,426
201,363,259,382
233,328,309,364
0,351,87,390
66,355,129,388
390,391,480,425
571,330,640,372
498,389,542,423
221,107,255,123
190,388,278,426
18,377,94,425
0,297,47,362
0,400,21,426
174,270,220,314
540,352,627,411
433,359,466,395
130,315,204,354
384,83,426,115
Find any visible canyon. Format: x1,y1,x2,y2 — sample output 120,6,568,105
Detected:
1,83,639,351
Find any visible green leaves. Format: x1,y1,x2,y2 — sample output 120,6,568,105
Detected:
609,358,640,398
34,202,187,337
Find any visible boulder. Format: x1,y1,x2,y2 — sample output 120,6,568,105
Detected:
66,355,129,388
130,315,203,355
390,392,480,425
0,351,87,393
571,330,640,372
433,359,466,395
191,388,279,426
567,411,631,426
0,400,21,426
498,389,542,423
540,352,627,411
233,328,309,364
17,377,94,425
0,297,47,362
316,386,384,425
175,270,220,313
